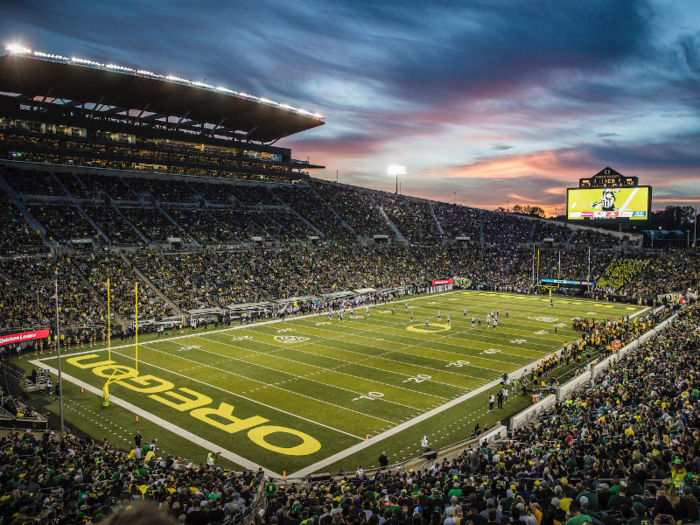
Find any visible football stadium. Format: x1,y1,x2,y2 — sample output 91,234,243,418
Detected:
0,34,699,525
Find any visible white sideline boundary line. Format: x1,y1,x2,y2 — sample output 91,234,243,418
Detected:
629,306,651,319
31,360,283,479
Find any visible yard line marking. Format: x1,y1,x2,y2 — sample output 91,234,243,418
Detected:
288,329,581,478
210,329,475,393
31,359,283,478
140,341,400,425
254,324,500,383
195,335,448,406
292,323,533,372
304,319,519,369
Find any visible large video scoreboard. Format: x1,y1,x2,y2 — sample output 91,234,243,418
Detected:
567,167,651,221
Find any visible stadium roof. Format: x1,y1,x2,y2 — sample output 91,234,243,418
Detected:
0,49,324,143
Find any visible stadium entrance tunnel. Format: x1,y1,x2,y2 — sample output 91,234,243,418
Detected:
66,354,322,456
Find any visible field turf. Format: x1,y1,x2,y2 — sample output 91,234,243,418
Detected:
26,290,644,476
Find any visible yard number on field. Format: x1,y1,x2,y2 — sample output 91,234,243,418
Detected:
352,392,384,401
482,349,501,354
446,360,470,368
403,374,432,383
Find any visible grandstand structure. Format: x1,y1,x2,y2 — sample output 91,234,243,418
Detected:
2,48,700,524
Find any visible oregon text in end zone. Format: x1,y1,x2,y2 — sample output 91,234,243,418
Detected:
567,186,651,220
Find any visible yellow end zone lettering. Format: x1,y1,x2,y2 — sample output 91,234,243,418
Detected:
248,425,321,455
64,352,321,456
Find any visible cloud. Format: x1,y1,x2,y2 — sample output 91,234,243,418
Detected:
2,0,700,216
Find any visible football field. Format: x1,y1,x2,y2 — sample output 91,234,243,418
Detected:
32,290,644,476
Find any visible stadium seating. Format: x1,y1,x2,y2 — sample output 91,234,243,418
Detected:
482,212,533,245
119,207,189,243
1,166,65,197
273,185,355,241
375,193,442,244
312,181,393,238
0,193,46,254
82,205,144,246
27,203,103,245
76,173,139,201
434,202,481,240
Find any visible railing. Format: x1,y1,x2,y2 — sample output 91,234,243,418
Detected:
241,474,267,525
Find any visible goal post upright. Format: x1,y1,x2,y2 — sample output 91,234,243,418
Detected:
135,282,138,375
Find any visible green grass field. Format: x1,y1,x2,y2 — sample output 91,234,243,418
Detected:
27,290,644,476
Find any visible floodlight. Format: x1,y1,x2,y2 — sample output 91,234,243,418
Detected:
6,44,31,55
388,165,406,175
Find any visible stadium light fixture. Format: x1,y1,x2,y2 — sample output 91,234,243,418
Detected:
388,165,406,194
2,43,325,120
5,44,31,55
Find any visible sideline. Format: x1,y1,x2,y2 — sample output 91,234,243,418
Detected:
39,290,462,361
31,360,283,479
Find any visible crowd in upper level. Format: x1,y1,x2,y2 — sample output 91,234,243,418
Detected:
0,165,639,251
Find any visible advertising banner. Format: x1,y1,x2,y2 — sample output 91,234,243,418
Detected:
431,279,454,286
0,328,50,346
540,279,595,286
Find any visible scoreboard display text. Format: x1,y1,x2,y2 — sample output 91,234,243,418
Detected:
567,186,651,220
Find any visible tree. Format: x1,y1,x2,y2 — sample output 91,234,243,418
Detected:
648,206,696,231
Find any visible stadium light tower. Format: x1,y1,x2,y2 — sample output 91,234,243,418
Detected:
388,165,406,194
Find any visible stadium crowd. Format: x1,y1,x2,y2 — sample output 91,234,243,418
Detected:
0,429,264,525
26,204,103,245
311,182,392,238
375,194,441,244
0,196,46,254
273,185,355,242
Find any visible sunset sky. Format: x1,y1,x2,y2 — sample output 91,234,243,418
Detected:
2,0,699,214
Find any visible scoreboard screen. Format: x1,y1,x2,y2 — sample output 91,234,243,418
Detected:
567,186,651,220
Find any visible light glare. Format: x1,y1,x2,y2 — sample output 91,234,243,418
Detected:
6,44,31,55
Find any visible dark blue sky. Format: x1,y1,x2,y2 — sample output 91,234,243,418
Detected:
2,0,699,213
